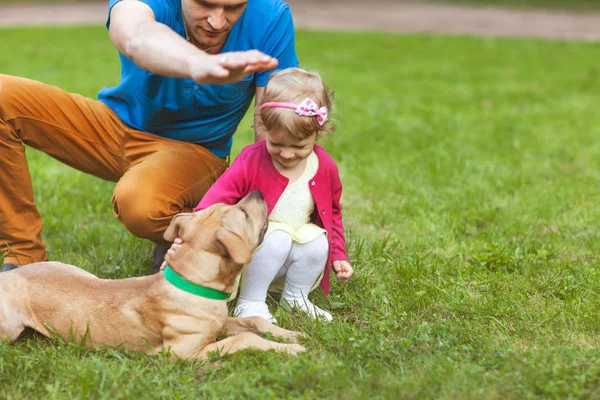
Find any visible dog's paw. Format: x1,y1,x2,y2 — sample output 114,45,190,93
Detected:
285,343,307,355
279,329,307,343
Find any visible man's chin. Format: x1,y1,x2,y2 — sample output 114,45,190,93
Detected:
197,30,229,43
196,39,226,52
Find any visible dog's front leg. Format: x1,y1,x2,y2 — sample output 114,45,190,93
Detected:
223,317,305,342
196,331,306,359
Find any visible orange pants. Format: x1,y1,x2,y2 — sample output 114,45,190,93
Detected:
0,75,228,265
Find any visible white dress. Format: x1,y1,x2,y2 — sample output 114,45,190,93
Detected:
264,151,326,243
227,152,327,301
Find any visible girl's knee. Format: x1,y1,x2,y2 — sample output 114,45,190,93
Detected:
301,235,329,261
259,230,293,259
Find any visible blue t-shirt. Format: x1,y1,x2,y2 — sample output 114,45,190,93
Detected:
99,0,299,157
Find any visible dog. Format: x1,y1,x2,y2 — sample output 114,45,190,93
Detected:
0,191,305,359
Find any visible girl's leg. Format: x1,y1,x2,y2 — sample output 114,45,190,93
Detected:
279,234,332,321
234,230,292,323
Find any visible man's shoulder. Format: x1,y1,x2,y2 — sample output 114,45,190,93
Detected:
117,0,180,18
246,0,291,16
233,0,298,73
242,0,292,29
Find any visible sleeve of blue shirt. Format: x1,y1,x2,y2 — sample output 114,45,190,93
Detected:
255,5,300,87
106,0,171,29
105,0,298,88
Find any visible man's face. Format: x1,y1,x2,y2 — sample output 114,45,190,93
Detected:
181,0,248,51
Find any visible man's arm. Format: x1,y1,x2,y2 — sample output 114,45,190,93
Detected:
108,0,278,84
253,86,267,142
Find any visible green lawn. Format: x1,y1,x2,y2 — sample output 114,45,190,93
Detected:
426,0,600,11
1,26,600,399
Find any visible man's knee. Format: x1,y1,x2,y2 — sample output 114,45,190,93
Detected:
0,76,9,124
0,75,25,142
0,75,18,118
112,181,172,244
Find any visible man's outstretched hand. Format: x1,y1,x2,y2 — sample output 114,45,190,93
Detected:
189,50,278,85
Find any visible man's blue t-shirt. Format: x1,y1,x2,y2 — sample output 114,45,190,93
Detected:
99,0,299,157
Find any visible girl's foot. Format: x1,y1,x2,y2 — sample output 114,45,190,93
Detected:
233,300,277,324
279,297,333,322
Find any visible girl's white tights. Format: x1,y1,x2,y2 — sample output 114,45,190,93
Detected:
236,230,332,321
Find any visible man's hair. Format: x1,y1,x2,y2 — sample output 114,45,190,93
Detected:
259,68,335,140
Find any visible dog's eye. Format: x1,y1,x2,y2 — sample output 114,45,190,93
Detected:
240,208,249,220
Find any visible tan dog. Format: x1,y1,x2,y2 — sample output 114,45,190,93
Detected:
0,191,305,359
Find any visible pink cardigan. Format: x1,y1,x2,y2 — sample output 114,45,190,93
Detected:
195,141,348,295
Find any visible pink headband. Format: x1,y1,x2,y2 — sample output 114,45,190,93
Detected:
259,97,328,126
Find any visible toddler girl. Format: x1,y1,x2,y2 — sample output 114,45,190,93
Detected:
194,68,353,323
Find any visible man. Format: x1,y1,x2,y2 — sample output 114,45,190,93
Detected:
0,0,299,273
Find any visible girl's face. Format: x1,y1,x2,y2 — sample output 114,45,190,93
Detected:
265,128,317,171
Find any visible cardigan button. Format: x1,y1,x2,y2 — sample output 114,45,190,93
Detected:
311,181,316,186
321,210,325,215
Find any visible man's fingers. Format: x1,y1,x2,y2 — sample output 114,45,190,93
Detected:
243,59,278,75
192,51,277,84
209,63,230,77
192,51,277,83
219,53,246,69
219,52,277,72
167,241,182,256
245,49,273,63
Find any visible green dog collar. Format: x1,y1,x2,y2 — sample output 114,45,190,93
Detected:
163,265,229,300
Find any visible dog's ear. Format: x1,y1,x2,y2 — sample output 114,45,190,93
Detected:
163,213,194,242
215,226,253,265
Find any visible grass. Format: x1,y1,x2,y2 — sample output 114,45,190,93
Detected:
424,0,600,11
1,26,600,399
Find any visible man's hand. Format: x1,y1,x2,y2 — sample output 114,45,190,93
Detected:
333,260,354,283
189,51,278,85
160,237,183,271
109,1,278,85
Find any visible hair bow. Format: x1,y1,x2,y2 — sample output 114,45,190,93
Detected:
259,97,329,126
295,98,328,126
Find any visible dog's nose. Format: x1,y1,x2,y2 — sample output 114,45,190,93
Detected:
248,190,264,200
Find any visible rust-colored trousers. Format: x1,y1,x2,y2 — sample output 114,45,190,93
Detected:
0,75,228,265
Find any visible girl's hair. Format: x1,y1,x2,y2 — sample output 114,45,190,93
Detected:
259,68,335,140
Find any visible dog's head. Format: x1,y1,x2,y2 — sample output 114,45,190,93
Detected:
162,191,268,291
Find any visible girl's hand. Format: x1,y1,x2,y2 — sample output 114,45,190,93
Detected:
160,237,183,271
333,260,354,282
